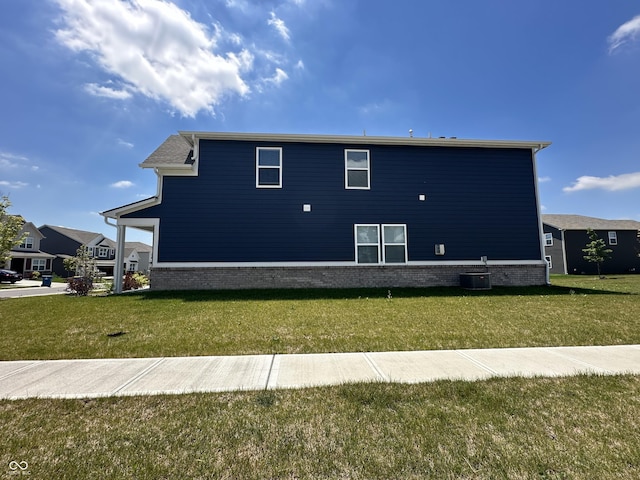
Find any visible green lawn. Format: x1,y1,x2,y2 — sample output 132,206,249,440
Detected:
1,275,639,478
1,375,639,479
0,275,639,360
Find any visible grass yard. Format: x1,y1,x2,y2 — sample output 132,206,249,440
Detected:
1,375,639,479
1,275,639,478
0,274,639,360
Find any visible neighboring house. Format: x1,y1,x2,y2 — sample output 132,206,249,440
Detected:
124,242,153,274
542,214,640,275
38,225,117,277
6,219,55,277
102,131,551,292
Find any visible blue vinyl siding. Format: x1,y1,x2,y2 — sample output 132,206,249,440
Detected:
125,139,541,263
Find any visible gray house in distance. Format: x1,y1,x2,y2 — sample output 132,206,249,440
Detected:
103,131,551,292
542,214,640,275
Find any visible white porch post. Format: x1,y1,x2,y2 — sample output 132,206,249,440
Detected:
114,224,126,294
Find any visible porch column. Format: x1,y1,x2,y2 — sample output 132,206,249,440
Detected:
114,224,126,294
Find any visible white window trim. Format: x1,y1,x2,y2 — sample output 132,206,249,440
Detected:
32,259,47,271
545,255,552,269
345,149,370,190
608,231,617,245
354,224,380,264
544,233,553,247
382,224,408,264
354,223,407,264
20,235,34,249
98,247,109,258
256,147,283,188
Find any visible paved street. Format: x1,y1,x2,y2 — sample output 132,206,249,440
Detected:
0,280,68,299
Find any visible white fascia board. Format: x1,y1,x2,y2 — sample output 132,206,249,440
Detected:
101,196,160,219
179,131,551,152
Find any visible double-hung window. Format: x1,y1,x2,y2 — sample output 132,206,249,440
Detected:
32,259,47,271
355,224,407,264
608,231,617,245
382,225,407,263
98,247,109,258
256,147,282,188
355,225,380,264
19,234,34,249
345,149,370,189
544,233,553,246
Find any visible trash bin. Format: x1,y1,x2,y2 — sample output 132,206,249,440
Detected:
41,275,52,287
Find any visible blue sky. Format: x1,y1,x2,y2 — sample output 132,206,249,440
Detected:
1,1,640,245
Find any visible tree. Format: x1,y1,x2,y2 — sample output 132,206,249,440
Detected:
65,245,98,295
582,228,612,278
0,195,26,267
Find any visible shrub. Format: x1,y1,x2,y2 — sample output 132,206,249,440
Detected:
67,276,93,296
123,272,149,291
30,271,41,280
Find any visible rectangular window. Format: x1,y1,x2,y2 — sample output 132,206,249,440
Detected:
355,224,407,264
32,259,47,271
88,247,94,256
256,147,282,188
98,247,109,257
382,225,407,263
345,149,370,189
608,231,617,245
19,235,34,249
355,224,380,264
544,233,553,247
545,255,552,269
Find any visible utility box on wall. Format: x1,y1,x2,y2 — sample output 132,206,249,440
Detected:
460,272,492,290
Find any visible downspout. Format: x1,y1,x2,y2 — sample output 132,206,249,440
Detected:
561,229,568,275
103,216,125,294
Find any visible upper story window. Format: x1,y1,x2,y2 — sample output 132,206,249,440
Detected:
98,247,109,258
345,149,370,190
19,234,34,249
544,233,553,247
608,231,618,245
256,147,282,188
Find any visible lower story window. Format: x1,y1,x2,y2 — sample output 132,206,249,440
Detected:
355,224,407,264
32,259,47,271
545,255,552,269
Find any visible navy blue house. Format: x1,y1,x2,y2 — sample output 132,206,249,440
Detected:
102,132,551,292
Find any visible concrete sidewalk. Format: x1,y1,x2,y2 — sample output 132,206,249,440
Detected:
1,345,639,400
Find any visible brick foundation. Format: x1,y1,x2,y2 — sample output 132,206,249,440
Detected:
149,264,547,290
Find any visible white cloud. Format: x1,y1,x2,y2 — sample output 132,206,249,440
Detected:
0,152,28,169
117,138,134,148
84,82,132,99
563,172,640,192
538,176,551,183
608,15,640,53
111,180,135,188
53,0,252,117
266,68,289,85
268,12,290,42
295,59,304,70
0,180,28,189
